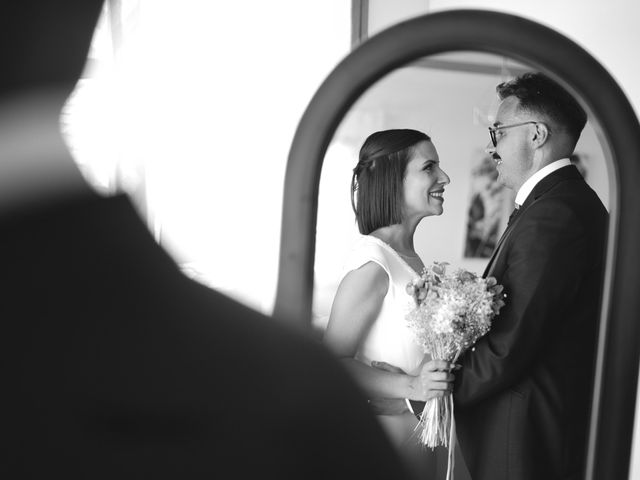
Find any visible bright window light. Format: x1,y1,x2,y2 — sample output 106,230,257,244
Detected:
63,0,351,314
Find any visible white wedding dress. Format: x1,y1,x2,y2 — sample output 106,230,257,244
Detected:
346,235,424,375
342,234,471,480
342,235,443,479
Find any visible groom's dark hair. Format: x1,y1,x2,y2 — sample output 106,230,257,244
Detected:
351,129,431,235
496,72,587,150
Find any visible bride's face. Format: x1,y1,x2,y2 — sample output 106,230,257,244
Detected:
402,140,450,219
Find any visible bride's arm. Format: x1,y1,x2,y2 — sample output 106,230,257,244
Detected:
323,262,452,401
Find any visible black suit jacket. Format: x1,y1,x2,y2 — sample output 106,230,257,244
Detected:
453,165,608,480
2,193,410,479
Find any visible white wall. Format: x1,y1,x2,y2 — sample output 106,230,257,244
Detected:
65,1,352,314
369,0,640,120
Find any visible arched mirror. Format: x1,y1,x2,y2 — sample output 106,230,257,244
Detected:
313,51,610,333
274,10,640,480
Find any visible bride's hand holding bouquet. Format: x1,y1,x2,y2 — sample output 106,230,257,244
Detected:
408,359,456,402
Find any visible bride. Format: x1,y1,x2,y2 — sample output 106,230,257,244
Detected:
323,129,454,480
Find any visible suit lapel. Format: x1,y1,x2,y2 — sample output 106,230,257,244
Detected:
483,206,528,277
483,165,582,278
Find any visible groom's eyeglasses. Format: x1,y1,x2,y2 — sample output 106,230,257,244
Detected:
488,121,539,147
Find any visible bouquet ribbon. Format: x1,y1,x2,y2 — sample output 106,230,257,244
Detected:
415,367,458,480
446,395,455,480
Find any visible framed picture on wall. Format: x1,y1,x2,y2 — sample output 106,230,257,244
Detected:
464,149,514,258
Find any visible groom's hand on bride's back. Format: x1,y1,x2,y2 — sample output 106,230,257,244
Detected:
371,360,405,373
368,397,411,415
368,361,410,415
370,360,457,418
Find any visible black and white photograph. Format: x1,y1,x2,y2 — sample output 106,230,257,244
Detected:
3,1,640,479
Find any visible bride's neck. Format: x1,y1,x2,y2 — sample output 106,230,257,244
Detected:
370,225,416,255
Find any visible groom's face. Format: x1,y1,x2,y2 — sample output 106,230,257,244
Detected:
490,96,536,191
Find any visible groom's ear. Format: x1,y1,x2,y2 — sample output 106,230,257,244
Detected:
531,122,550,148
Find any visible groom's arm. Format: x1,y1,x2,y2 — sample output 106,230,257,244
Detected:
369,362,456,418
454,199,591,406
368,362,422,417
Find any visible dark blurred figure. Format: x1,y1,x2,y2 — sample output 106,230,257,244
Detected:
0,1,410,478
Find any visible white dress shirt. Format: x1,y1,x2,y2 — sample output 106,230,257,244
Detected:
515,158,572,207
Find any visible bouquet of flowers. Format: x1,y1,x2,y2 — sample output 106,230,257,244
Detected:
405,261,506,451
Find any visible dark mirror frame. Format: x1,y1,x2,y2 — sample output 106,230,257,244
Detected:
274,10,640,480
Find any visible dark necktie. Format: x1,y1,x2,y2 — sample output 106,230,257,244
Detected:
484,204,521,278
507,204,521,226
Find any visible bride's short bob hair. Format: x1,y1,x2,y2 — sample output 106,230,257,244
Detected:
351,129,431,235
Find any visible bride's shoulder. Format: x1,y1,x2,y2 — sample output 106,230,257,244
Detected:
343,235,391,273
350,235,390,259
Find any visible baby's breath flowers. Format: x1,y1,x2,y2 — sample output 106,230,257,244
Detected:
406,262,506,451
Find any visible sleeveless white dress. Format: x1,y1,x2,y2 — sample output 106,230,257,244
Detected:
342,235,444,479
345,235,424,375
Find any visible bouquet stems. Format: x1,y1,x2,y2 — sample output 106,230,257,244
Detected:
415,345,462,449
417,393,453,448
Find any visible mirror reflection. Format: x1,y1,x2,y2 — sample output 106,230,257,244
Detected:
314,52,610,480
314,52,609,330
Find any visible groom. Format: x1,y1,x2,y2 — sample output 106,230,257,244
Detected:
451,72,608,480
